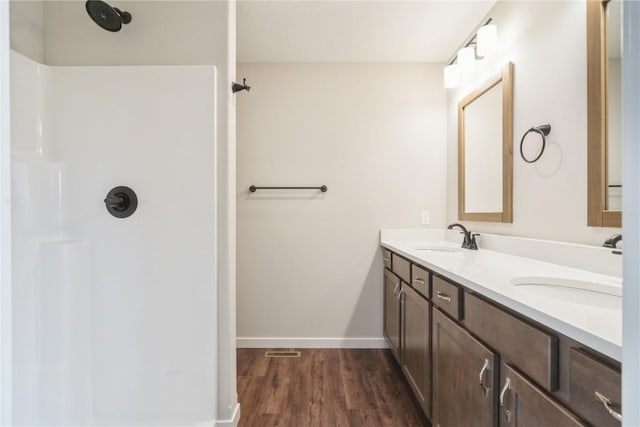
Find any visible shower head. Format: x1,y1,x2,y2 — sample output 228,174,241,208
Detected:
86,0,132,32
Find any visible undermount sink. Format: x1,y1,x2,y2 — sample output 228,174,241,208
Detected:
510,276,622,297
412,246,462,253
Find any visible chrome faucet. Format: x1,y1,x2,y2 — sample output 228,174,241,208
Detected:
447,223,479,250
603,234,622,249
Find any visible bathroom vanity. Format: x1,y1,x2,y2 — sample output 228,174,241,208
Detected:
381,230,622,427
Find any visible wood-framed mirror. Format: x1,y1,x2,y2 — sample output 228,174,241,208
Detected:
587,0,622,227
458,62,514,223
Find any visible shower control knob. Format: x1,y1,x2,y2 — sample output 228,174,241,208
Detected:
104,195,125,208
104,186,138,218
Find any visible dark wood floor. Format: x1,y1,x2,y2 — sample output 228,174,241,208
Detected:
237,348,428,427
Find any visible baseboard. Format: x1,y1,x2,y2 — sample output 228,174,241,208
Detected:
236,337,389,349
215,402,240,427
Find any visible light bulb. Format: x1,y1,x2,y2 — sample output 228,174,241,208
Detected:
477,24,497,57
444,64,459,89
457,46,476,75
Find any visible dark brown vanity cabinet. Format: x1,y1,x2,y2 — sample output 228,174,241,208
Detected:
401,283,431,418
432,308,498,427
383,255,432,418
391,252,411,283
381,248,621,427
499,364,585,427
410,264,429,298
432,275,463,320
464,292,559,392
383,268,402,362
383,248,392,269
569,348,622,426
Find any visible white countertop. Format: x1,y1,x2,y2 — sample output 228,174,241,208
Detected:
381,232,622,361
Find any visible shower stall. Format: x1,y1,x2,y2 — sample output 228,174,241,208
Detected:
3,1,238,425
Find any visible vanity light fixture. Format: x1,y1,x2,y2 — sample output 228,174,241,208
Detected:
443,19,497,89
476,23,498,57
457,46,476,75
444,63,460,88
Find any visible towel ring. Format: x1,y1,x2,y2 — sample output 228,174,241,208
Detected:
520,124,551,163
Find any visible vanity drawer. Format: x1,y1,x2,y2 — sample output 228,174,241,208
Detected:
432,275,462,320
500,363,585,427
569,348,621,426
382,249,392,269
391,253,411,284
410,264,429,299
464,292,559,392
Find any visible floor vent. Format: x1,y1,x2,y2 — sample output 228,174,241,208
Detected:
264,350,301,358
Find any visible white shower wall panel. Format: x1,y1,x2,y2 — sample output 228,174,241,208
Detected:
10,51,48,157
11,51,218,425
36,240,91,424
50,65,218,425
10,51,63,425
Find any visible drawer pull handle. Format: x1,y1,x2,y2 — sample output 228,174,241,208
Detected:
397,288,405,301
393,283,399,296
383,258,390,262
595,391,622,422
413,278,425,284
499,377,512,422
436,291,452,302
478,358,490,397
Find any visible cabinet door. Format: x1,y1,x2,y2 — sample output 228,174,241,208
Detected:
402,284,431,418
383,269,401,361
499,364,585,427
569,348,621,426
432,308,498,427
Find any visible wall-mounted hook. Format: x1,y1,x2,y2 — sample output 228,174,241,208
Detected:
232,78,251,94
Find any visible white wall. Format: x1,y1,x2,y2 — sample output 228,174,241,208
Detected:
237,63,446,346
42,1,223,66
10,52,62,425
11,52,219,426
446,0,621,245
55,64,217,426
622,2,640,425
217,2,237,424
9,0,44,63
1,2,13,423
10,1,238,424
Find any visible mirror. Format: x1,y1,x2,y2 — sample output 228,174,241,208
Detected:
587,0,622,227
458,62,514,223
607,0,622,211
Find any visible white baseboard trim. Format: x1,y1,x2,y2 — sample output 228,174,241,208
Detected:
236,337,388,349
215,402,240,427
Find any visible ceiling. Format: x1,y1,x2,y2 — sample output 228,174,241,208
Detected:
238,0,497,63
